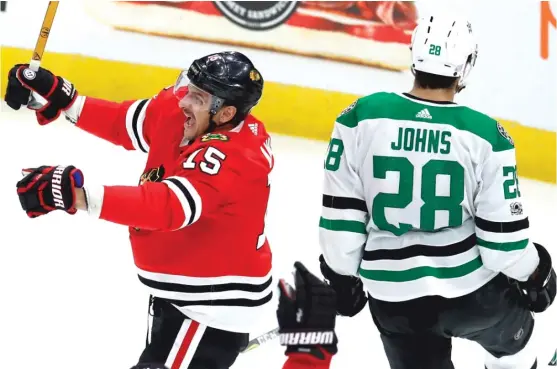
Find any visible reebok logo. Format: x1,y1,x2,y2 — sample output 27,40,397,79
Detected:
279,331,334,346
416,108,432,119
52,166,66,209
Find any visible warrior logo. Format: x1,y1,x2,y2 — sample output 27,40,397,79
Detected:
51,166,66,209
279,330,335,346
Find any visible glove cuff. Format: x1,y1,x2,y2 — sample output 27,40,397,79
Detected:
503,242,540,282
83,184,105,218
64,95,86,124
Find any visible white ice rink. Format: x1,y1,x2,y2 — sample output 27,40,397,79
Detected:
1,105,555,369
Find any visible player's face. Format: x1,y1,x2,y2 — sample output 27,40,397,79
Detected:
177,84,213,140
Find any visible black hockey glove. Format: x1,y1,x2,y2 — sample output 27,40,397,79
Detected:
277,262,338,363
17,165,84,218
517,243,556,313
319,254,368,317
5,64,78,125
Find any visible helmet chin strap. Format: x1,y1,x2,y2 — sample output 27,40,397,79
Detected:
207,114,219,133
205,96,225,134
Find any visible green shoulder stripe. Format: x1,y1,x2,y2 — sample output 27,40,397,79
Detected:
335,92,514,152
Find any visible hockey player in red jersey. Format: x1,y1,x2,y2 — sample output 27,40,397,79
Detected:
7,51,274,369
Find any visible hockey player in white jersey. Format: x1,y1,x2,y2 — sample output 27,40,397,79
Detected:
318,14,556,369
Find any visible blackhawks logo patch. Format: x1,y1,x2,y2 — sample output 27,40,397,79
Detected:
497,122,514,146
139,165,165,185
201,133,230,142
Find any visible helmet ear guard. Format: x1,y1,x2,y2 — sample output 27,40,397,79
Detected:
456,47,478,92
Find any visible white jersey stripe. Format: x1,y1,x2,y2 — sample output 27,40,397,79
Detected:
125,99,150,152
140,282,274,303
136,99,151,152
137,267,273,286
361,245,480,271
163,176,203,229
125,100,142,150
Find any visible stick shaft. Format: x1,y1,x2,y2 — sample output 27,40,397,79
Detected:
241,328,279,353
27,1,59,108
30,1,59,71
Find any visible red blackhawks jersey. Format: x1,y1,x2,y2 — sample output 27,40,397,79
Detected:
73,87,274,333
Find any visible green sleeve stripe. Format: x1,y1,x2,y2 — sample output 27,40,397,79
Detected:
359,256,483,282
476,237,529,252
319,217,367,234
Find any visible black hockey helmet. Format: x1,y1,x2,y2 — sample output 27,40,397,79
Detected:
184,51,264,124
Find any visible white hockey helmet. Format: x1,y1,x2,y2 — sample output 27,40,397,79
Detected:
410,13,478,90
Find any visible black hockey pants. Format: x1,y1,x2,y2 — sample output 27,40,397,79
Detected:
369,273,536,369
137,296,248,369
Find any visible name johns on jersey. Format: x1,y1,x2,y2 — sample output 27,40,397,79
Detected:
391,127,452,154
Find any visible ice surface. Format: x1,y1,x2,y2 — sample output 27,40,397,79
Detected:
1,106,555,369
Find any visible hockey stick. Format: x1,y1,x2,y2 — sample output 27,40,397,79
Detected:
549,348,556,366
27,1,59,109
241,327,280,353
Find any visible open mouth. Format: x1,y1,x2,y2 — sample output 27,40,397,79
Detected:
183,110,195,127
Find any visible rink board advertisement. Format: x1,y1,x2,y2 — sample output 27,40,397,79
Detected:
0,1,556,183
84,1,417,71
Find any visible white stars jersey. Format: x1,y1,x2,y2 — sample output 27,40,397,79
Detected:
319,92,540,302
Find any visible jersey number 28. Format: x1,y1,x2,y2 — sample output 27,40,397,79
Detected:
325,139,465,236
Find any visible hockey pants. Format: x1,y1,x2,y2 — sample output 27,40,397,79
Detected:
137,296,248,369
369,273,538,369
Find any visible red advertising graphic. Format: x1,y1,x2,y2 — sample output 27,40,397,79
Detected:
86,1,418,71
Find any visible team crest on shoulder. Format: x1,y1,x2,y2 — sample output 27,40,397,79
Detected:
497,122,514,146
201,133,230,142
338,100,357,117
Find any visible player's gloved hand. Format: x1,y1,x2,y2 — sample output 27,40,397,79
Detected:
5,64,78,125
277,262,337,369
17,165,85,218
517,243,556,313
319,254,367,317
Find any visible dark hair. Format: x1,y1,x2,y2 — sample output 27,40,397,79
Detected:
414,70,458,89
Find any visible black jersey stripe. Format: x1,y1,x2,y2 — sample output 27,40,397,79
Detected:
132,99,148,153
165,291,274,307
138,274,273,294
363,234,476,261
475,216,529,233
323,195,367,212
165,177,198,226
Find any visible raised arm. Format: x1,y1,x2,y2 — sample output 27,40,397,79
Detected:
4,63,159,152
